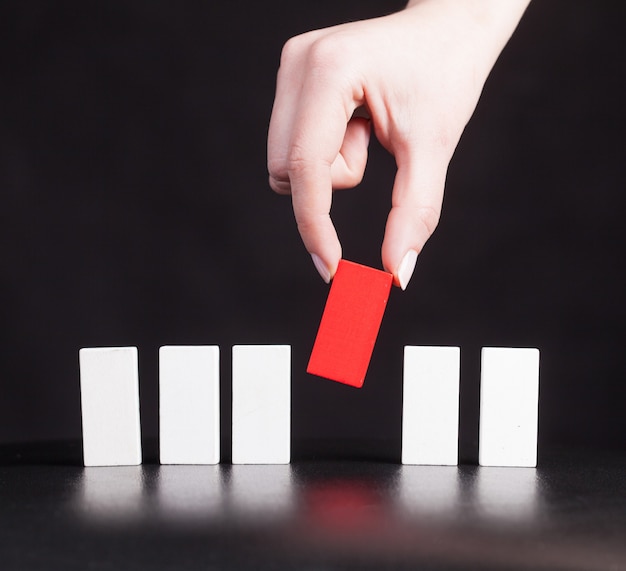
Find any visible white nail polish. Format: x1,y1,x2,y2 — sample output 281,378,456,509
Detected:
311,254,331,284
398,250,418,291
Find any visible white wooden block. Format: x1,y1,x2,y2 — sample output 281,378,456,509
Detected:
159,346,220,465
479,347,540,467
232,345,290,464
79,347,142,467
402,346,460,465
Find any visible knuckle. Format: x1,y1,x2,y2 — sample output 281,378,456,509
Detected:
267,156,288,181
280,35,307,67
307,37,339,70
346,171,364,187
339,165,365,188
394,116,458,161
286,141,306,165
268,176,280,194
415,205,441,236
268,153,296,194
293,207,315,230
295,211,327,237
307,34,355,78
286,144,319,175
268,175,290,195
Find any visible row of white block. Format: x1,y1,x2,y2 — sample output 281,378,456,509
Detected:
80,345,290,467
403,346,539,467
79,345,539,468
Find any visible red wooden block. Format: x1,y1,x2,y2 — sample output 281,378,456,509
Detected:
307,259,393,388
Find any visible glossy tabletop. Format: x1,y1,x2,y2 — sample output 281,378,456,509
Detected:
1,442,625,570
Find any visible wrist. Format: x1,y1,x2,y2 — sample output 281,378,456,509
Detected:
403,0,531,68
405,0,530,32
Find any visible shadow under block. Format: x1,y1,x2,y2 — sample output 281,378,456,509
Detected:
402,346,460,465
159,346,220,465
232,345,291,464
79,347,142,467
479,347,540,467
307,259,393,388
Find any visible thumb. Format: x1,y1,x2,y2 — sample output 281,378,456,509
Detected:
381,147,448,289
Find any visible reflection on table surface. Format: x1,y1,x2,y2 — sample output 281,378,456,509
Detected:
1,443,626,570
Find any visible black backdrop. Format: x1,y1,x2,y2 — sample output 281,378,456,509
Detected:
1,1,624,460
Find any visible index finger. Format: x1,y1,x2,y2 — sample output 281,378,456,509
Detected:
286,71,356,281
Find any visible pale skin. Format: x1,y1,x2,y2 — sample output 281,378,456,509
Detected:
268,0,531,289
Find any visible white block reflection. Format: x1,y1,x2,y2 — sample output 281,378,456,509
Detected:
397,466,460,520
475,467,539,524
156,465,224,523
228,465,295,522
78,466,145,524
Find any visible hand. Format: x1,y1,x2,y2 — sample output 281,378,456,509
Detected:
268,0,530,288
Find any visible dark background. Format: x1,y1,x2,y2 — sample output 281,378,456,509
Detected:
0,0,624,460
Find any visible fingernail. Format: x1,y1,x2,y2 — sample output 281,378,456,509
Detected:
397,249,418,291
311,253,331,284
